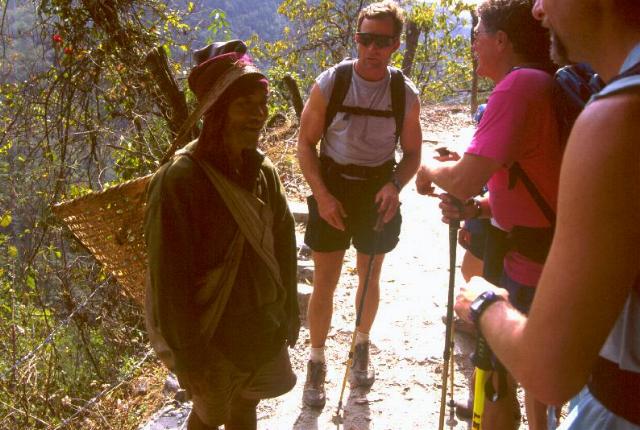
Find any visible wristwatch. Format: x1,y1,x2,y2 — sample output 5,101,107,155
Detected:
466,198,482,219
470,290,505,328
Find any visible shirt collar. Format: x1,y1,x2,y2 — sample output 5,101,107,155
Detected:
620,42,640,74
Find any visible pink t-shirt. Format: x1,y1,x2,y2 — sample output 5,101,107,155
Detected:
466,68,562,286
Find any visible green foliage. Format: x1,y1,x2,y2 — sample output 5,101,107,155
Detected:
250,0,477,114
0,0,188,427
409,0,475,102
206,9,233,42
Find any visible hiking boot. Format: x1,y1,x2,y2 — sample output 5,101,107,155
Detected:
303,360,326,408
349,341,375,387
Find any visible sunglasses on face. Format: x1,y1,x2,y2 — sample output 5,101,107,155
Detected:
355,32,396,48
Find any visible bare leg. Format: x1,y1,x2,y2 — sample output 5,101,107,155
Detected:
481,372,521,430
354,252,385,333
308,250,345,348
461,250,484,282
225,397,259,430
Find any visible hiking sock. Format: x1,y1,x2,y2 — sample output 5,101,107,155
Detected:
309,346,325,363
355,330,369,345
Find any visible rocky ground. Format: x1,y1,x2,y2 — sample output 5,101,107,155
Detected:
140,105,533,430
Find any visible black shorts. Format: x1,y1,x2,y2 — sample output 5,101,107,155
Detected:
304,173,401,254
462,218,490,259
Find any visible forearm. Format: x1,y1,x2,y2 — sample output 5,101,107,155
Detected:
393,148,421,188
429,162,484,201
477,302,535,391
478,296,593,405
297,140,330,198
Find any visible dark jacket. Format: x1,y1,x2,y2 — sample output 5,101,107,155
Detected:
144,146,299,373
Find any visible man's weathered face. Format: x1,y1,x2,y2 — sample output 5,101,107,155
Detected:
355,17,400,72
224,87,268,146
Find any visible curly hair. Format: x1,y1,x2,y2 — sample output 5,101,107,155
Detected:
357,1,405,37
478,0,553,69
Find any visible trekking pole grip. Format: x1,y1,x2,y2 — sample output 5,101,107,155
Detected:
448,195,465,230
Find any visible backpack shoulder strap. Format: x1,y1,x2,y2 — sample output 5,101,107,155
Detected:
509,162,556,225
592,62,640,100
324,60,354,134
554,63,603,111
389,67,406,143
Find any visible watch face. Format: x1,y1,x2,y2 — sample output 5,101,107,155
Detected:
470,291,497,325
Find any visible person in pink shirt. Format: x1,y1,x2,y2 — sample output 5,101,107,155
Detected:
466,66,562,289
416,0,560,428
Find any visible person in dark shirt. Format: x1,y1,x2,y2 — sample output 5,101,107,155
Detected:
144,40,299,430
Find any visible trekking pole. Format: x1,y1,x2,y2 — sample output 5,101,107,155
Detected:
334,212,385,425
471,335,493,429
438,196,463,430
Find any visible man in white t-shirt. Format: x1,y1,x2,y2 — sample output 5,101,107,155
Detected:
297,0,422,408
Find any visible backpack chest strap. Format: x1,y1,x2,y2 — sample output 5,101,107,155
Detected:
337,105,394,118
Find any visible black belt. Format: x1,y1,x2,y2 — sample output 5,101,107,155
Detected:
320,156,394,180
588,356,640,425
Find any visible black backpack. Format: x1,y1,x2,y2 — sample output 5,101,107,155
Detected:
324,59,406,144
553,63,605,145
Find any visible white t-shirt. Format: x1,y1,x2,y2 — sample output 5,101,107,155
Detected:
316,60,419,167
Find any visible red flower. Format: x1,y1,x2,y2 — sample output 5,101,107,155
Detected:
52,34,63,44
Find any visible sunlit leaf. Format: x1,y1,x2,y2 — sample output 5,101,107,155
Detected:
0,212,11,228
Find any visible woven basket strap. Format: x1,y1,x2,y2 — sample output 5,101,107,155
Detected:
187,155,283,285
197,230,245,345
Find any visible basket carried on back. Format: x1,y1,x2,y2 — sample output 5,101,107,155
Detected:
52,175,152,304
52,52,264,304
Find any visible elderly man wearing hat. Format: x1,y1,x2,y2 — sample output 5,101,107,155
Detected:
144,40,300,430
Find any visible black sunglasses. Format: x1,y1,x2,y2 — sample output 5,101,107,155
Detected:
355,32,396,48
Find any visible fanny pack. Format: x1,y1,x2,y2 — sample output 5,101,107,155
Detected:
509,226,554,264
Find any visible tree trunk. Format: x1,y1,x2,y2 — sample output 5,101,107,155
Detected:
144,47,194,140
401,20,421,78
282,75,304,120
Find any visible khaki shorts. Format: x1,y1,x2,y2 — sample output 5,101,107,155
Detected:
183,345,296,427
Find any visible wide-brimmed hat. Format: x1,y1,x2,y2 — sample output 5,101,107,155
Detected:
188,40,267,108
161,40,267,163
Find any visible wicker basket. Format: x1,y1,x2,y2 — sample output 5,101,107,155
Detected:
52,60,265,304
52,175,152,304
